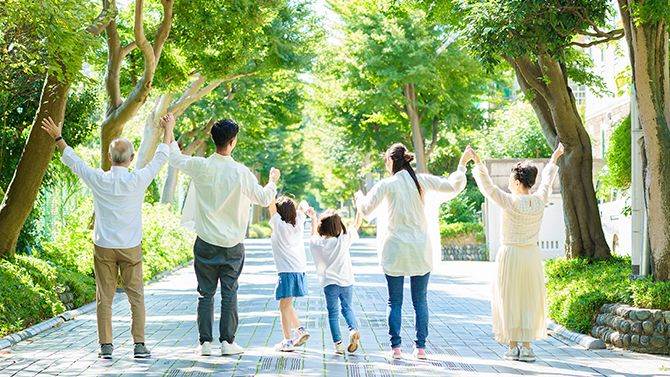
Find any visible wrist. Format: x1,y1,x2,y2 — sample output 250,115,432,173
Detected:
55,136,63,142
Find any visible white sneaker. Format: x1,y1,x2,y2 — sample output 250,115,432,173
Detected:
519,346,536,362
504,346,519,360
347,330,360,353
221,341,244,355
198,341,212,356
292,327,310,347
334,341,345,355
275,338,295,352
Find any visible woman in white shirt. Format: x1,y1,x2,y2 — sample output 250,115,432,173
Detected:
355,143,470,359
470,143,563,362
269,197,311,352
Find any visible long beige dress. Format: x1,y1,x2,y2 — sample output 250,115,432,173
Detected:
473,162,559,344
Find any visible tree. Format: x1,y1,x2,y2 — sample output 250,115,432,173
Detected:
0,0,116,258
617,1,670,280
325,3,491,173
412,0,620,258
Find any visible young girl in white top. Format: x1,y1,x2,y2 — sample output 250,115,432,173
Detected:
355,143,470,360
269,196,311,351
469,143,563,362
307,208,363,355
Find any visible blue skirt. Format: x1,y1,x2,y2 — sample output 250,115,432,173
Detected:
275,272,308,300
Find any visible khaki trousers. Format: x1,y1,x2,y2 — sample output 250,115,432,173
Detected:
93,243,145,344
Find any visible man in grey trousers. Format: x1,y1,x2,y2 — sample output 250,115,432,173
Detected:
161,113,279,356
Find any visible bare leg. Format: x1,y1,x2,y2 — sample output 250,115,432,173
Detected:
279,298,294,339
509,341,518,349
288,304,301,329
521,341,530,349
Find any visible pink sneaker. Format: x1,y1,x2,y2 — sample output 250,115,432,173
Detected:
413,348,427,359
388,348,401,359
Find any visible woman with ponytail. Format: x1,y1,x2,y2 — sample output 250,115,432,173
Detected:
354,143,471,360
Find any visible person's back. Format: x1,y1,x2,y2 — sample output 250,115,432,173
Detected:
165,115,280,356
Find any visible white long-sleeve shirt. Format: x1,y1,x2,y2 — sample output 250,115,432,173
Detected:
356,167,467,276
269,211,307,273
472,162,559,247
60,143,169,249
169,141,276,248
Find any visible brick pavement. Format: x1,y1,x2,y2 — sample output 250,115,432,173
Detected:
2,233,670,376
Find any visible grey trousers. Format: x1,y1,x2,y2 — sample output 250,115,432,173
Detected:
193,237,245,344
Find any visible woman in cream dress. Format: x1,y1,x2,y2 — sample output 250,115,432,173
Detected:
469,143,563,362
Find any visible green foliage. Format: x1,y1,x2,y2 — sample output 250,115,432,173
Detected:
544,256,633,334
544,256,670,334
440,222,485,245
248,221,272,239
477,101,553,159
439,185,484,224
599,115,631,191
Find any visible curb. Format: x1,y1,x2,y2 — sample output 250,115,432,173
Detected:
0,259,193,351
548,320,606,350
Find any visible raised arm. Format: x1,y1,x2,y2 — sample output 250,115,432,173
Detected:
240,167,279,207
535,143,563,202
355,183,385,222
269,198,277,218
42,117,98,186
471,149,514,209
351,211,364,232
306,208,318,235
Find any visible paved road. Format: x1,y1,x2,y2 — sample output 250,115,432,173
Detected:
2,234,670,376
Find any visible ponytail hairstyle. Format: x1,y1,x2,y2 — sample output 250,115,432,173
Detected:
384,143,424,202
510,161,538,189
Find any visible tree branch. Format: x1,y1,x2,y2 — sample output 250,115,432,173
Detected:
152,0,174,66
120,41,137,60
86,4,118,36
506,55,548,98
425,116,439,159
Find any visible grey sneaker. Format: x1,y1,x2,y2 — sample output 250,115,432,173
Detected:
292,327,310,347
503,346,519,360
134,343,151,358
334,341,345,355
98,344,113,359
519,346,536,362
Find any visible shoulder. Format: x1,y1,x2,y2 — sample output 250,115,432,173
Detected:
269,213,284,229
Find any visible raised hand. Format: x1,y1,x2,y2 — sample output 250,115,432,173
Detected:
269,167,281,183
305,207,317,219
41,117,62,139
354,190,364,203
550,142,564,164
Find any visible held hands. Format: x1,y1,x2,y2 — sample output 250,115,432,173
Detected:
354,190,364,203
159,113,176,144
305,207,317,219
41,117,62,139
459,145,480,165
550,142,565,164
269,167,281,183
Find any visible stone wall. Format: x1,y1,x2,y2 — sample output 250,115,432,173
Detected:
592,303,670,354
441,245,488,261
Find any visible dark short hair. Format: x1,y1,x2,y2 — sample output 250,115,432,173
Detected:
510,161,538,189
317,209,347,238
211,119,239,148
276,196,297,226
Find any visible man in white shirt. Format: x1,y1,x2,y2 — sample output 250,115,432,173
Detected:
41,117,172,360
161,113,279,356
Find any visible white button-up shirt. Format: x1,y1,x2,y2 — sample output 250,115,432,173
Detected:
169,141,277,248
356,167,467,276
60,143,169,249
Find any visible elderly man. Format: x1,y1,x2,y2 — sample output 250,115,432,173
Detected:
41,117,172,359
161,112,279,356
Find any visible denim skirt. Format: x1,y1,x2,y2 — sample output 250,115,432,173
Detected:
275,272,308,300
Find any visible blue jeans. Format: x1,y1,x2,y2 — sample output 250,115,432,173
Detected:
324,284,358,343
385,272,430,349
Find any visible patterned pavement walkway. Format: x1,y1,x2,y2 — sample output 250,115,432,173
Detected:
3,233,670,376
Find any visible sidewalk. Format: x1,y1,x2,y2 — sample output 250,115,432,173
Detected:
2,235,670,376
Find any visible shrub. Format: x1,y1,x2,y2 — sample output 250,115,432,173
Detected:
248,221,272,239
440,222,485,246
544,256,633,334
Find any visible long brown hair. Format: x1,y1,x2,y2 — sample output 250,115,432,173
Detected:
385,143,424,202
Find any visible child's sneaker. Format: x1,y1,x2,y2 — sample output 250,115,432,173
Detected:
413,348,427,359
292,327,310,347
504,346,519,360
519,346,536,362
334,341,345,355
347,330,360,353
275,339,295,352
387,348,401,359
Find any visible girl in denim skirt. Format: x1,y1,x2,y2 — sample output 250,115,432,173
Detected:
269,196,311,351
307,208,363,355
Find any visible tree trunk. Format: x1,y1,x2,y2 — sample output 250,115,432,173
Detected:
619,2,670,280
160,165,180,205
403,83,428,173
507,54,611,259
0,74,70,258
135,94,172,169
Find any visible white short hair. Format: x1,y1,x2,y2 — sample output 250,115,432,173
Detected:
109,138,134,164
